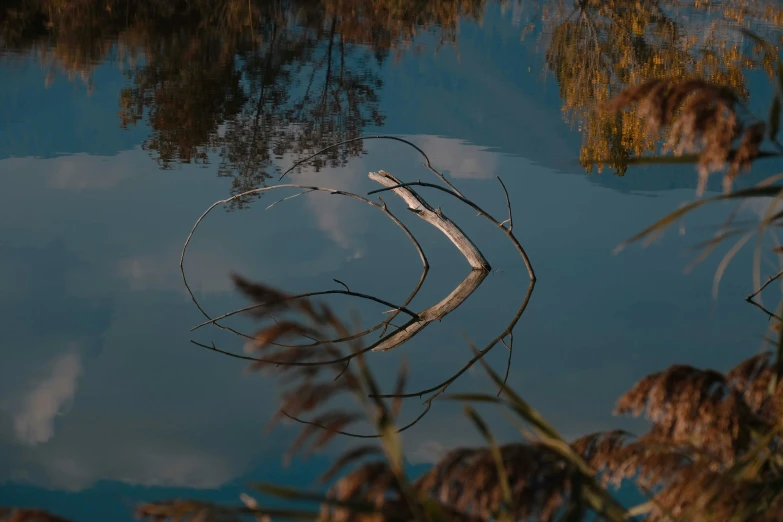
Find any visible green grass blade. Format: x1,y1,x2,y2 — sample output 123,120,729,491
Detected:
464,405,513,510
770,96,781,141
617,186,783,253
253,483,379,512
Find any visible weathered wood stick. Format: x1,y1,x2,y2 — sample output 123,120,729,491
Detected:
368,170,491,271
367,170,490,352
369,269,488,352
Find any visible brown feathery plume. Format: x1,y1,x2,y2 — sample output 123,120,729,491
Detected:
602,78,767,196
571,430,633,478
614,364,764,463
599,354,783,521
136,500,246,522
726,122,767,193
727,352,783,422
320,446,385,484
414,443,584,522
318,461,407,522
226,277,598,521
0,509,75,522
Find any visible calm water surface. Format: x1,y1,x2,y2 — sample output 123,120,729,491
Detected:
2,1,783,518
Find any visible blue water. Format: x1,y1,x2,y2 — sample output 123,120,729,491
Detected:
1,2,780,519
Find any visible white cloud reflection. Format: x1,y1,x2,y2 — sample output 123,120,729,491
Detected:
11,350,83,446
46,152,138,191
413,135,498,179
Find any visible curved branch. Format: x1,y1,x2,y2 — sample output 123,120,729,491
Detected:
370,269,488,352
191,289,419,332
368,180,536,282
181,184,429,342
276,134,464,197
373,278,535,400
369,171,490,271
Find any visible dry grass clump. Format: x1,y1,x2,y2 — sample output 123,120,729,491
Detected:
574,353,783,522
0,510,74,522
416,443,586,521
602,78,768,194
9,275,783,521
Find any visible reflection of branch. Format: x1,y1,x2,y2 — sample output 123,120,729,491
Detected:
371,269,489,352
746,268,783,321
181,183,428,342
191,288,419,332
277,134,464,197
370,170,490,271
497,176,513,232
184,139,537,437
500,332,514,397
746,268,783,301
374,279,535,401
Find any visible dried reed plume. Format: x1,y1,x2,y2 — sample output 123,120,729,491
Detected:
15,281,783,521
577,353,783,522
0,510,74,522
169,276,618,522
602,78,767,195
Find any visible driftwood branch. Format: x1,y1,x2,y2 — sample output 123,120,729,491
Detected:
367,180,535,282
371,269,488,352
182,135,538,436
369,170,490,271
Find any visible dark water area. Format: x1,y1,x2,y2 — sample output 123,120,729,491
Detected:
2,1,783,519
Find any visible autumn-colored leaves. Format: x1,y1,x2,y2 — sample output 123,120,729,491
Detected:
602,78,767,194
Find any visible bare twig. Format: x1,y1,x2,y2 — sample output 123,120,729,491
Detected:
746,268,783,301
276,134,464,197
333,279,350,292
372,278,535,407
500,333,514,397
497,176,513,232
265,189,316,210
190,288,418,332
181,184,428,342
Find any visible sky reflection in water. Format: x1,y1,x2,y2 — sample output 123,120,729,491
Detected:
1,1,782,518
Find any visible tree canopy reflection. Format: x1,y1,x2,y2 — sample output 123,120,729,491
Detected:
541,0,783,175
0,0,486,205
3,0,783,185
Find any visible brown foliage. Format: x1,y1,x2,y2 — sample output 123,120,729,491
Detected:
581,354,783,521
0,509,74,522
602,78,767,194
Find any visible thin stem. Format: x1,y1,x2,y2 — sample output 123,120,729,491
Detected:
181,184,428,342
747,268,783,301
277,134,464,197
497,176,513,232
191,289,418,332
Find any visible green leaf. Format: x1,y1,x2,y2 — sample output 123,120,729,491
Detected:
252,483,433,520
770,96,781,141
444,393,505,404
419,498,453,522
253,483,378,512
469,347,631,522
616,185,783,253
464,406,513,510
777,59,783,98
